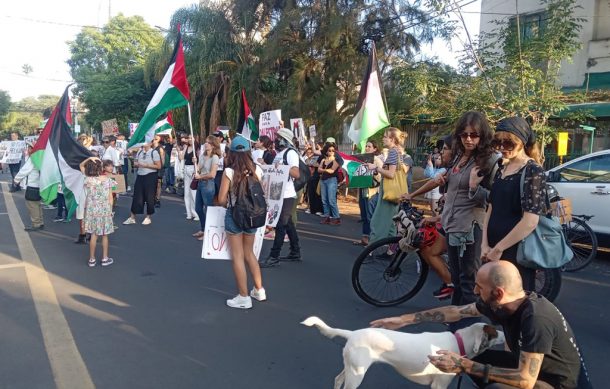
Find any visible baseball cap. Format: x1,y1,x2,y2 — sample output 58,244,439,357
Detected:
230,135,251,152
276,128,294,146
213,131,225,140
325,137,336,144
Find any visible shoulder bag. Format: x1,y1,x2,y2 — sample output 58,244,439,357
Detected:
382,152,407,203
516,165,573,269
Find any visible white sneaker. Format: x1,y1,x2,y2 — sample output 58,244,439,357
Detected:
142,217,151,225
250,287,267,302
123,217,136,225
127,186,132,191
226,295,252,309
193,216,200,221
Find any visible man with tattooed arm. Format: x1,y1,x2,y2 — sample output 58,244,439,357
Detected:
371,261,592,389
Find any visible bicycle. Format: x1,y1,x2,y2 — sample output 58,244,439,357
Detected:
561,215,597,272
352,202,562,307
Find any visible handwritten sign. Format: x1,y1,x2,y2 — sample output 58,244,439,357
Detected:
261,164,290,227
102,118,119,136
259,110,282,141
290,118,306,146
0,141,26,164
202,207,265,260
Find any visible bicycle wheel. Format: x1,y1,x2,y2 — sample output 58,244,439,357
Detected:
563,218,598,272
535,268,562,302
352,236,429,307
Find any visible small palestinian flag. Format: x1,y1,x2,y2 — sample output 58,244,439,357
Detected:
128,28,190,148
237,89,258,141
338,151,375,189
347,41,390,152
30,86,92,218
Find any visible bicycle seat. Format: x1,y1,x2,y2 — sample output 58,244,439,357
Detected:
571,214,594,221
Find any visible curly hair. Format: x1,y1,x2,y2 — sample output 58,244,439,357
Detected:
84,159,102,177
452,111,494,171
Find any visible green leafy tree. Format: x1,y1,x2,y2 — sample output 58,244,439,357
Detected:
0,95,59,138
68,14,163,134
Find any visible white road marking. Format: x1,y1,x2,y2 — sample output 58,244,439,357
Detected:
1,183,95,389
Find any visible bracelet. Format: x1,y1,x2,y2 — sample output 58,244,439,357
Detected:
483,364,491,383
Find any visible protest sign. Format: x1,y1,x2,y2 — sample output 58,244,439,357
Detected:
0,141,26,164
290,118,306,145
24,135,39,145
342,153,376,189
259,110,281,141
261,164,290,227
202,207,265,260
309,125,317,139
128,123,138,137
101,119,119,136
109,174,126,194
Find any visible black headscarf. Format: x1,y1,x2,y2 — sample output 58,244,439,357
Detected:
496,117,535,146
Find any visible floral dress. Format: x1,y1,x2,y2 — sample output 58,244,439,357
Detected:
84,176,114,235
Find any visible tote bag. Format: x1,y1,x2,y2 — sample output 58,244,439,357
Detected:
382,157,407,203
516,167,573,269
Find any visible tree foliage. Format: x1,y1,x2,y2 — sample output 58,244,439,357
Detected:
0,95,59,138
68,14,163,134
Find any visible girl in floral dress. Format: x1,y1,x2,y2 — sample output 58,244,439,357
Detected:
79,157,115,267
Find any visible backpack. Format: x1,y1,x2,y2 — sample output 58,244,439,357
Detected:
282,148,311,191
231,172,267,230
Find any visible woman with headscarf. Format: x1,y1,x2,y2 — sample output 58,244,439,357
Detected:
482,117,547,290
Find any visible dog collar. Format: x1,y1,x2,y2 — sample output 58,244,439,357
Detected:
454,332,466,357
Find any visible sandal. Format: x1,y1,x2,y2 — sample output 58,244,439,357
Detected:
88,258,96,267
192,231,204,238
352,240,368,246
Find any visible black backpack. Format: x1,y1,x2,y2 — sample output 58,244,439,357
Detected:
282,148,311,191
231,173,267,230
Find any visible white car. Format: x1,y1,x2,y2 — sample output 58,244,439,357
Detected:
546,149,610,236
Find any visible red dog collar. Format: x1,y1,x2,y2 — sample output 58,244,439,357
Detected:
454,332,466,357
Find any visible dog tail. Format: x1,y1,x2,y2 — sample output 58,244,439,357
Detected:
301,316,352,340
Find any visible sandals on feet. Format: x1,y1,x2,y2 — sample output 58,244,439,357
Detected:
88,258,96,267
352,240,368,246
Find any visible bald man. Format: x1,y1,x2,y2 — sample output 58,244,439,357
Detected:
370,261,591,389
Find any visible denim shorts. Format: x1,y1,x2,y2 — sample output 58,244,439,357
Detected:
224,208,257,235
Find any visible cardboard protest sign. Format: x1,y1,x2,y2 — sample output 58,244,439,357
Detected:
259,110,281,141
109,174,126,194
290,118,307,145
101,119,119,136
0,141,26,164
202,206,265,260
261,164,290,227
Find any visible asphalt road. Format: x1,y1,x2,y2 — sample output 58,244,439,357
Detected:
0,172,607,389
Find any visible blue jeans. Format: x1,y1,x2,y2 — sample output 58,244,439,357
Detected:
195,179,215,231
320,177,339,219
163,166,175,189
359,188,372,236
122,158,129,189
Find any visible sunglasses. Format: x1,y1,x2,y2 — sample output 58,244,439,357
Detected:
328,149,335,153
492,138,516,151
103,141,109,144
459,132,480,140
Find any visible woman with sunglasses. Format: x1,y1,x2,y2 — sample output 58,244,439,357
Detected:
192,136,221,240
317,143,341,225
482,117,546,290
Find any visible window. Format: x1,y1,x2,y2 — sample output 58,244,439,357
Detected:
559,154,610,183
510,11,546,42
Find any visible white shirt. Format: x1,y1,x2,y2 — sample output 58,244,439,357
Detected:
102,145,121,168
251,149,265,165
273,149,299,199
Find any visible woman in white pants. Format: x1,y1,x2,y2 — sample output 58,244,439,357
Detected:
178,135,199,221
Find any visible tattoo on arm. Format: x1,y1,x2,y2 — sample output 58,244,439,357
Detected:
458,303,480,318
450,356,465,373
413,311,445,323
528,357,540,378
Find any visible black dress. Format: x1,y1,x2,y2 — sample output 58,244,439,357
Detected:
487,160,547,290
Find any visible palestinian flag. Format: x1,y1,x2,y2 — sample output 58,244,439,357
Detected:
30,86,92,218
347,41,390,152
128,28,190,148
155,112,174,136
237,89,258,141
338,151,374,189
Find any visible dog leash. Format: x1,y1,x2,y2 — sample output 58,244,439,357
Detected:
454,332,466,389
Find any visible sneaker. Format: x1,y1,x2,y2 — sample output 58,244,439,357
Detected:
279,252,301,262
304,209,311,214
123,217,136,225
263,231,275,240
43,204,57,210
53,217,65,222
165,188,171,193
101,257,114,267
432,283,455,300
88,258,97,267
283,234,290,243
142,217,152,225
193,216,200,222
259,256,280,268
250,287,267,301
226,294,252,309
315,212,324,217
127,186,132,192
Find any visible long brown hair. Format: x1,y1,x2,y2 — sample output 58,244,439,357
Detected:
452,111,494,170
227,151,258,194
205,135,222,158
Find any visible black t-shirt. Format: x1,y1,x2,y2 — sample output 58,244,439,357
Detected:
476,293,591,389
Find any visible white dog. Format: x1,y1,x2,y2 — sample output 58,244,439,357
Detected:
302,316,505,389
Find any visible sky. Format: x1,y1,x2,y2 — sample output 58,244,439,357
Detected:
0,0,480,102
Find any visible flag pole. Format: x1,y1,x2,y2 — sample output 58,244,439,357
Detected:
187,102,196,153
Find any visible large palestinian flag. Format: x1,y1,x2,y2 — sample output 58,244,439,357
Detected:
30,86,92,218
347,41,390,152
236,89,258,141
128,29,190,148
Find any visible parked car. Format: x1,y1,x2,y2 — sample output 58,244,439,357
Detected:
546,149,610,236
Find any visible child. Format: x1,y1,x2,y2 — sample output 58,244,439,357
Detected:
423,153,447,216
79,157,115,267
